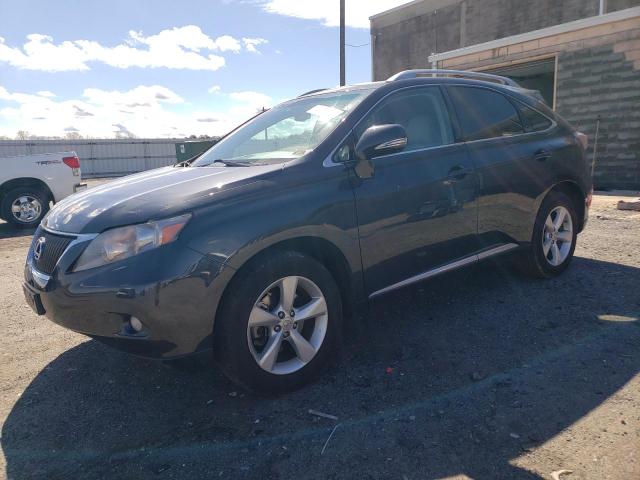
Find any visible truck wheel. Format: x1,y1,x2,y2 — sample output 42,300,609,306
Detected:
214,250,343,394
1,187,50,229
515,191,578,278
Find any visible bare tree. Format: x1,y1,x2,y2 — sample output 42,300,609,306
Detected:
64,131,83,140
15,130,30,140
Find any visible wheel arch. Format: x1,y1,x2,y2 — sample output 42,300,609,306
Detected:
0,177,54,203
547,181,587,232
213,235,358,338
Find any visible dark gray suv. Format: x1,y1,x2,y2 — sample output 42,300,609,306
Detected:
23,70,592,393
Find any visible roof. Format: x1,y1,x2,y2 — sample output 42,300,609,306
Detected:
297,82,386,98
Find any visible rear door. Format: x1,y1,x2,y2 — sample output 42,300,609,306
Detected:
350,86,479,297
446,85,559,248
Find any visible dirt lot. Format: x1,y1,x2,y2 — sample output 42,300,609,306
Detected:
0,188,638,480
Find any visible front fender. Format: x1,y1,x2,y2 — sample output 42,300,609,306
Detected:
183,162,364,301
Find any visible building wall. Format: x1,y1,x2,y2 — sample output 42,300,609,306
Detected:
371,1,640,189
609,0,640,12
372,3,461,81
0,139,178,178
464,0,597,47
371,0,640,80
556,38,640,189
437,16,640,190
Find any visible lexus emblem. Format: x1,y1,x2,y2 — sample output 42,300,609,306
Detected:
34,237,46,261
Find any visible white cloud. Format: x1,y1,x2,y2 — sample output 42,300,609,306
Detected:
196,116,222,123
0,85,276,139
242,37,268,53
82,85,184,107
73,105,94,117
208,85,221,94
228,91,273,109
225,91,274,121
259,0,413,28
212,35,242,53
0,26,267,72
0,34,90,71
36,90,56,98
112,123,135,138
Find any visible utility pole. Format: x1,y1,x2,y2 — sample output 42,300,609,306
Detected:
340,0,346,86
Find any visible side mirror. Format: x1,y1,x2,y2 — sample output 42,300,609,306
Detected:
355,124,408,161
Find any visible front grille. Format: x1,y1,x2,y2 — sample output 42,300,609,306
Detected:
32,228,75,274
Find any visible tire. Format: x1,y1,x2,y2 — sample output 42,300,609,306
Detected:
1,186,50,228
516,190,578,278
214,250,343,394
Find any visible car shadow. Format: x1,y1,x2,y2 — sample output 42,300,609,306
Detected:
2,256,639,479
0,220,36,240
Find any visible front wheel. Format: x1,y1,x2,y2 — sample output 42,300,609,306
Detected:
1,187,50,228
516,191,578,278
214,250,343,394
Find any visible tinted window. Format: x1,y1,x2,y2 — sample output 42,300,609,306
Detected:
517,103,552,132
448,86,524,141
356,87,454,152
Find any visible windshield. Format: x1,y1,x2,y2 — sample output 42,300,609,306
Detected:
192,88,374,167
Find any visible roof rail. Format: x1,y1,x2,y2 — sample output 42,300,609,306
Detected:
298,88,329,97
388,69,520,87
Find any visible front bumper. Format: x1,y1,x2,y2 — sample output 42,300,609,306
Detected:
23,234,233,359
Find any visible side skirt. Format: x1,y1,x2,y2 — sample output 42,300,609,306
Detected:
368,243,519,300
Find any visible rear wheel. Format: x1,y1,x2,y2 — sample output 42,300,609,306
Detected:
214,250,343,394
516,191,578,278
1,187,50,228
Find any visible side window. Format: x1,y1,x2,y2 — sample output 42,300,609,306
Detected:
516,103,553,132
448,86,524,141
355,87,454,152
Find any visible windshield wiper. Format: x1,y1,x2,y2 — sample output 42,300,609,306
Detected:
199,159,252,167
174,152,204,167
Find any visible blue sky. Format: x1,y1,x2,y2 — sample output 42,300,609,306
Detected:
0,0,410,138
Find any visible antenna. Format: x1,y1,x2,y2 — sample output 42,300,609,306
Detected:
591,116,601,180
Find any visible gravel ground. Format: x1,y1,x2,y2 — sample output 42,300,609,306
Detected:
0,187,638,480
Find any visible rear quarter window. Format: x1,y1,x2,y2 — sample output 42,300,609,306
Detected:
516,103,553,132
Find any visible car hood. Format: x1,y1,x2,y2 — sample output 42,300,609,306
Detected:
44,164,284,234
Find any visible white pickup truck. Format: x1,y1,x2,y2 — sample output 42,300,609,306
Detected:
0,152,86,228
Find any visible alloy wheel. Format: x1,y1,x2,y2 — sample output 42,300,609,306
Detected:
11,196,42,223
247,275,328,375
542,206,573,266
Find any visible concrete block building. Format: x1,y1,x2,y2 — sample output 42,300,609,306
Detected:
370,0,640,189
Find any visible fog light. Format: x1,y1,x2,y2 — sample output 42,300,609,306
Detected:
129,316,143,332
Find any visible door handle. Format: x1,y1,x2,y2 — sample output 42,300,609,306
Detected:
534,149,551,162
446,165,471,181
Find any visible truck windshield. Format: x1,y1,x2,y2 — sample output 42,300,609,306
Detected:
193,88,374,167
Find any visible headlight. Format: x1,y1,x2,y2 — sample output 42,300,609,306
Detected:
73,214,191,272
